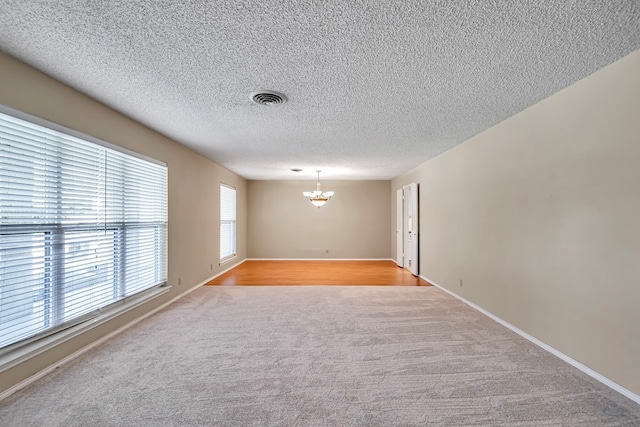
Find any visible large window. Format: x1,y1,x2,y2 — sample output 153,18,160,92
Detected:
220,184,236,262
0,107,167,350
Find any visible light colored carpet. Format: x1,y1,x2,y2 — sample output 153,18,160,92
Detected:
1,286,639,426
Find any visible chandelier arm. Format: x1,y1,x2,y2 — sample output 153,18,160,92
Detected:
302,170,334,208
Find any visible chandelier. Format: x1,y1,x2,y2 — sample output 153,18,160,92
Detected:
303,170,334,208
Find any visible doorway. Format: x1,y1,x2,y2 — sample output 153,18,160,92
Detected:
396,182,419,276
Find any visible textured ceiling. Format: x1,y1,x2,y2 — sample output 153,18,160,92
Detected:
1,1,639,180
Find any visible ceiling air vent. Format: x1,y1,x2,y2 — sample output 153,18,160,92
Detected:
250,91,287,105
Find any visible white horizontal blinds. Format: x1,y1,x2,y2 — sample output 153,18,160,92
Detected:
220,184,236,261
105,150,168,296
0,110,167,350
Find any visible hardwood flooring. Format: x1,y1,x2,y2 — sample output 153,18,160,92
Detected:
205,260,431,286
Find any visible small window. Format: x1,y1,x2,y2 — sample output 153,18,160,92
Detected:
220,184,236,262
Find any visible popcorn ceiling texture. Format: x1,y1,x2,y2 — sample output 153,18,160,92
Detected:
0,1,639,179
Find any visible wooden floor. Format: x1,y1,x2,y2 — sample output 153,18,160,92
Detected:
205,260,431,286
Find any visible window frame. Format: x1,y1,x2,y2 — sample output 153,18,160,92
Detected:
0,104,168,354
219,183,236,264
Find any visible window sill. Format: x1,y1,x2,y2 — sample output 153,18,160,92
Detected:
0,286,170,374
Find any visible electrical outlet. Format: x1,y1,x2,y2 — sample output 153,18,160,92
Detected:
326,249,329,254
210,264,213,270
178,278,182,286
459,279,463,287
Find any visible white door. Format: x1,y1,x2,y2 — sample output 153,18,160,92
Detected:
396,189,404,267
403,183,419,276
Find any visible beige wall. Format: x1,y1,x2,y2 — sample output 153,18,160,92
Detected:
392,50,640,395
0,52,248,393
249,180,390,259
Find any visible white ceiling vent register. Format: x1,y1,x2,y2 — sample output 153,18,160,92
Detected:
250,91,287,105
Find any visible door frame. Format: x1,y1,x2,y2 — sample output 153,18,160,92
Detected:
397,183,419,276
396,188,404,267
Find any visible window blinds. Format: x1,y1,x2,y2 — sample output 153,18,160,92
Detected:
0,108,167,350
220,184,236,261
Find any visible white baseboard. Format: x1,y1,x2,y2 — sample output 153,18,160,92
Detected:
421,274,640,405
216,257,247,274
246,258,394,261
0,258,247,402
